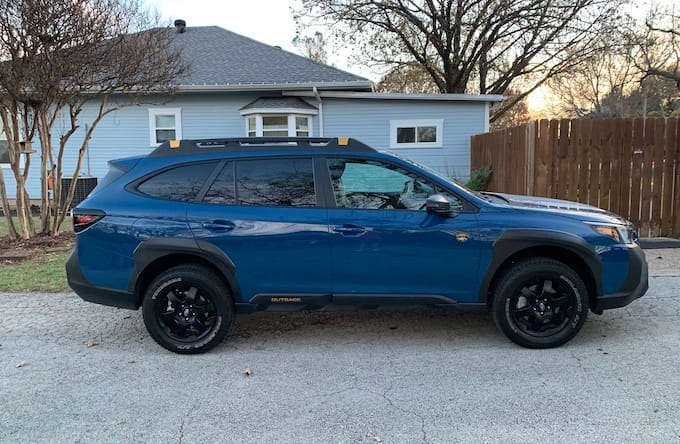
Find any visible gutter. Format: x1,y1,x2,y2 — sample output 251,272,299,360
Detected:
284,90,505,103
313,86,324,137
173,81,374,93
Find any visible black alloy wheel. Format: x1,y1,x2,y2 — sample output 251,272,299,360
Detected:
143,265,234,354
492,258,589,348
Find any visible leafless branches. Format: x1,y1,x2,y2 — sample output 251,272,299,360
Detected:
297,0,626,120
0,0,188,238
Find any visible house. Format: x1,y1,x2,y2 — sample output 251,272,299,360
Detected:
0,22,503,200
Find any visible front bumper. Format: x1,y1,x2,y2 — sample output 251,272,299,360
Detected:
593,245,648,312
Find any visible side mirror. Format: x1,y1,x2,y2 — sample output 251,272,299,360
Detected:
426,194,455,216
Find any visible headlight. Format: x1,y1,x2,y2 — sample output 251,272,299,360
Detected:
586,223,633,244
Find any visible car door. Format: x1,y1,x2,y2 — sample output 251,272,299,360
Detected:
187,157,332,304
325,157,480,303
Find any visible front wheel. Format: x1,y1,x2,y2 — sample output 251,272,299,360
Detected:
142,265,234,354
492,258,589,348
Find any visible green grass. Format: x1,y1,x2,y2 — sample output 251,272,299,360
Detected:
0,251,70,292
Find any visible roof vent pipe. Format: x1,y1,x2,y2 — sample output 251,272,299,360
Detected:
174,19,186,33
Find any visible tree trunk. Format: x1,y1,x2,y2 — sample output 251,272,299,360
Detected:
0,167,18,239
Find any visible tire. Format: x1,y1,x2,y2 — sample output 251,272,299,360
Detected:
142,265,234,354
492,258,589,349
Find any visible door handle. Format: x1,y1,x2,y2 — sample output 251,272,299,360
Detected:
332,224,367,236
202,221,236,232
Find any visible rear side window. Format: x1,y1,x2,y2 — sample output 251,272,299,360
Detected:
237,158,315,207
203,162,235,205
138,162,217,201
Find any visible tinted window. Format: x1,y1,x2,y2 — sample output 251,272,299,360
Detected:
236,158,315,207
203,162,235,205
0,140,8,164
328,158,462,211
138,162,216,201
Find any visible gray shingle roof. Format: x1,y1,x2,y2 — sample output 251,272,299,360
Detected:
168,26,373,91
240,97,318,111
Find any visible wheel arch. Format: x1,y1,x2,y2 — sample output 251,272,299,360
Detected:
479,230,601,309
130,238,241,308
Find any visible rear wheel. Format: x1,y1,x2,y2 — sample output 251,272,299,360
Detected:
492,258,589,348
142,265,234,354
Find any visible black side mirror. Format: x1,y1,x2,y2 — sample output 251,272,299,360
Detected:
426,194,455,216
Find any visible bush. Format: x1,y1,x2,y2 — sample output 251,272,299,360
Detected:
466,166,493,191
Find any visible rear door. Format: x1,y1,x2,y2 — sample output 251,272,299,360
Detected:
187,157,332,303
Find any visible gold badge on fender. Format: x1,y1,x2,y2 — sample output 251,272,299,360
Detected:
455,232,470,242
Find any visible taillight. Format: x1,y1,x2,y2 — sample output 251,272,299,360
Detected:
73,211,105,233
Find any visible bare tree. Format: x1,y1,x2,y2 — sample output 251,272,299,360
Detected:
547,4,679,118
0,0,187,239
548,33,639,117
637,8,679,88
296,0,626,121
293,30,329,63
376,63,439,93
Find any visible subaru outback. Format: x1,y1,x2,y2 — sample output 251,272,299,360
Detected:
66,137,648,353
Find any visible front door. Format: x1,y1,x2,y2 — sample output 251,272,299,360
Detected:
325,158,480,302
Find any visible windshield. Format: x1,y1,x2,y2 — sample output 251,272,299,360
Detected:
383,150,478,195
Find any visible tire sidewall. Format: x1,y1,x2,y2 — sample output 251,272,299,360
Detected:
493,260,589,348
142,266,233,354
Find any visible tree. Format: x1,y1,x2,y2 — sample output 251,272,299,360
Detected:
489,90,531,130
547,5,679,118
548,33,639,117
293,31,329,63
376,63,439,93
637,9,679,88
0,0,187,239
296,0,626,121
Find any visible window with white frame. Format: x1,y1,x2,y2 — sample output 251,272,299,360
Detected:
244,114,312,137
149,108,182,145
390,119,443,148
0,121,9,167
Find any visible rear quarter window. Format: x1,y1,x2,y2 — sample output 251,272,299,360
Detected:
137,162,217,201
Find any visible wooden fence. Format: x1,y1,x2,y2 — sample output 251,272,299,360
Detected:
471,118,680,237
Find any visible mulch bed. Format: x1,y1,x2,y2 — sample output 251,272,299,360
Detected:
0,232,74,264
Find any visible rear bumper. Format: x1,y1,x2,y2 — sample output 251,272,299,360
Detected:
593,246,648,312
66,249,138,310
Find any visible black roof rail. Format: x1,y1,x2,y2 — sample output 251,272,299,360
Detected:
148,137,377,157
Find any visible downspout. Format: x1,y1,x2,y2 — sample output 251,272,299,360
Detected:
313,86,324,137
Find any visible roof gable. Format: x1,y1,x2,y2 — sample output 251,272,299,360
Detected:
168,26,372,91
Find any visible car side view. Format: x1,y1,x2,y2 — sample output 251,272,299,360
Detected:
66,137,648,353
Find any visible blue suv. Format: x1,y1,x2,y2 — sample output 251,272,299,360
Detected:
66,137,648,353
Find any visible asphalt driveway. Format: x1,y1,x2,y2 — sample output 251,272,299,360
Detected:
1,249,679,443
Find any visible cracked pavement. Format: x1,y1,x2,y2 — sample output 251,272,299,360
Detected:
1,249,679,443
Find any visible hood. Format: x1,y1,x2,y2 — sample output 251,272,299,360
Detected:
484,192,631,225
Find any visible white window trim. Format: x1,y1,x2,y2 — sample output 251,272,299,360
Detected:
149,108,182,146
243,114,313,137
389,119,443,149
0,122,9,168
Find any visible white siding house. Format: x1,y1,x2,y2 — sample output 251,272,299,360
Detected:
0,24,502,200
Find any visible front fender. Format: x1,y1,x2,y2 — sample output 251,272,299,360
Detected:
478,229,602,303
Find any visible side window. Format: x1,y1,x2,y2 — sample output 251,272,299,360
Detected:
137,162,217,201
203,162,235,205
149,108,182,146
236,158,316,207
327,158,462,211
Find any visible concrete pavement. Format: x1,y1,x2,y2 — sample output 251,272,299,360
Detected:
0,250,678,443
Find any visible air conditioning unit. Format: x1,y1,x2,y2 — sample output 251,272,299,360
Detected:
61,176,98,209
